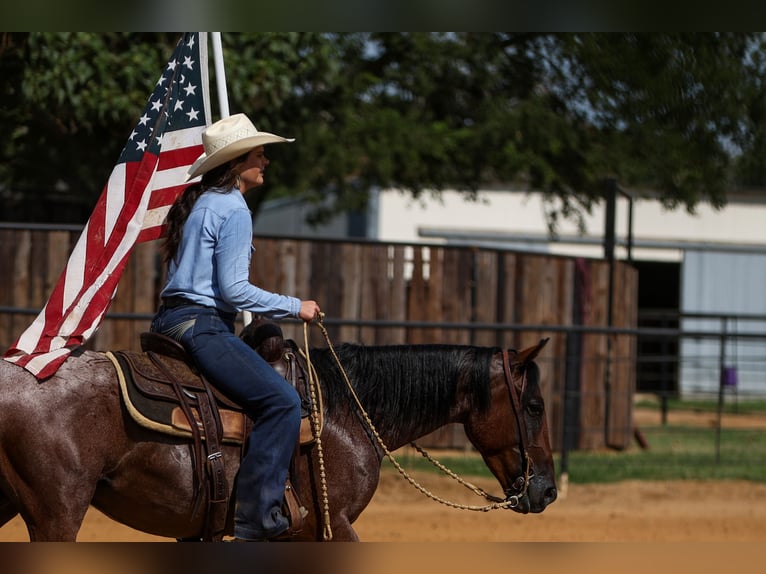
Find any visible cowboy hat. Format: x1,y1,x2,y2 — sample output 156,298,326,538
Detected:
186,113,294,180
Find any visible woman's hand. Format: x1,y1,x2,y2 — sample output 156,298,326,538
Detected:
298,300,322,322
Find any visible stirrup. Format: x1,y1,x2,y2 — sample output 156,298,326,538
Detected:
281,478,307,536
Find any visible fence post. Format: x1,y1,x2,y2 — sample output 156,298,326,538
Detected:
603,178,617,447
715,319,727,464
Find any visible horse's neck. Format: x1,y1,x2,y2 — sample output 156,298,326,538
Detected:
341,346,465,451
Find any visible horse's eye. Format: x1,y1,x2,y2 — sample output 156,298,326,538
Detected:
526,401,544,417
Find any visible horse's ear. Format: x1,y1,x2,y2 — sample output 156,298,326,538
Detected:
513,337,549,364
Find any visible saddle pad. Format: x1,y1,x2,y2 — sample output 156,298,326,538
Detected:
106,351,319,446
107,351,248,444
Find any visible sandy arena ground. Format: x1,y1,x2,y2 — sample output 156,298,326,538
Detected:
2,475,765,542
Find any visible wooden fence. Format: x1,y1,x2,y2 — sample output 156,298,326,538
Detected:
0,226,638,451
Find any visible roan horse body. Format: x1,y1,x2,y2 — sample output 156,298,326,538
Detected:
0,335,557,541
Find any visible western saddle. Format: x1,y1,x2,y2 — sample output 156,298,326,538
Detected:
107,317,317,541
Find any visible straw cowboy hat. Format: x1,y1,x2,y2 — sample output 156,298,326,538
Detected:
186,113,294,180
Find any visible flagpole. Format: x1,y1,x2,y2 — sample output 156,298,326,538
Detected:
211,32,230,119
211,32,253,327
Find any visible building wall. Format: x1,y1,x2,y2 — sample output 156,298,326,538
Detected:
374,188,766,262
680,251,766,397
253,198,347,238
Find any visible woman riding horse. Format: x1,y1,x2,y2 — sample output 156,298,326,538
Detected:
151,113,321,541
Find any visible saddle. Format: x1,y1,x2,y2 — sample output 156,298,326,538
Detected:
105,317,322,542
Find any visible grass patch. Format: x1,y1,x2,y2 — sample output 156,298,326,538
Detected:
562,426,766,483
635,396,766,415
392,424,766,484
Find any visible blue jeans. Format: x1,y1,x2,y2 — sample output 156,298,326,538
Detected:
151,304,301,540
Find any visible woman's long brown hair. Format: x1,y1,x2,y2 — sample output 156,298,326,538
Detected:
161,155,247,265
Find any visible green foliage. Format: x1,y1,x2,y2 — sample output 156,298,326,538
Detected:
0,32,178,210
2,32,766,226
553,33,758,213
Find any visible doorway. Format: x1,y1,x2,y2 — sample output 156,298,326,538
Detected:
634,260,681,397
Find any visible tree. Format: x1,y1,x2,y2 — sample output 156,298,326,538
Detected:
1,32,764,229
550,34,760,213
0,32,179,220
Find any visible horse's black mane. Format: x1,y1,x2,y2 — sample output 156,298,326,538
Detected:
308,343,500,438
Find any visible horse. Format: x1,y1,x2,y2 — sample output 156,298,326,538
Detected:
0,333,557,541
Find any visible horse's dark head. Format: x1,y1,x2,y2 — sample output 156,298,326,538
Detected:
463,338,557,514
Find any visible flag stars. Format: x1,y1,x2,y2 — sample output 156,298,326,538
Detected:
121,37,205,157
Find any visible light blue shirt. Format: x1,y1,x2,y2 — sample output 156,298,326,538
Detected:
161,186,301,319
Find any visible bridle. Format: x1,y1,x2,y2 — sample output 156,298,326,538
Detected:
483,349,534,508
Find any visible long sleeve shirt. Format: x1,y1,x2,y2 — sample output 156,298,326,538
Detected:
160,186,301,319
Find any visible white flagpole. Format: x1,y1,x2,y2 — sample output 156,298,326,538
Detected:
211,32,230,119
210,32,253,327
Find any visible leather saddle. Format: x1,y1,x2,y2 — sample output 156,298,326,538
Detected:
109,330,319,447
105,316,321,541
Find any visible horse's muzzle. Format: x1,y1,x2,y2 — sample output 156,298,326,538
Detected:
505,474,557,514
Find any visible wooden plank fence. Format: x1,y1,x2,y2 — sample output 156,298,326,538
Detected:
0,227,638,451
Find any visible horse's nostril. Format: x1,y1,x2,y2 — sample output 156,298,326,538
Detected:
545,486,558,504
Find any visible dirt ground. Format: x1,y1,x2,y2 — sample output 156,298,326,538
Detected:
2,475,764,542
2,407,765,542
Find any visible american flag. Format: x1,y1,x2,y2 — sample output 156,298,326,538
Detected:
3,32,211,379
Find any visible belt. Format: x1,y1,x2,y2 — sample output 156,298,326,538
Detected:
161,296,199,309
160,296,237,321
